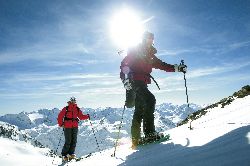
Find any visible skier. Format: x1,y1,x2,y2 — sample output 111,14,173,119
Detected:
57,97,90,162
120,31,187,149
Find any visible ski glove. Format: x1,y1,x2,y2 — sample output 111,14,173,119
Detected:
87,114,90,120
122,78,132,90
174,64,187,73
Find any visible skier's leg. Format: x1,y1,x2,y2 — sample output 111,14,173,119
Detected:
142,88,156,137
131,82,145,147
131,81,150,147
133,81,156,135
68,127,78,155
61,128,72,156
131,103,143,146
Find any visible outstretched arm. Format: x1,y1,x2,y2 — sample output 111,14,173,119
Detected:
78,109,90,120
57,108,66,127
151,55,175,72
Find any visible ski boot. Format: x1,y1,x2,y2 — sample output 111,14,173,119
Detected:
62,155,69,163
144,132,164,143
131,138,139,150
67,154,76,160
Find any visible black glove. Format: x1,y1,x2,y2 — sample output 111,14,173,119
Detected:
87,114,90,120
174,64,187,73
179,64,187,73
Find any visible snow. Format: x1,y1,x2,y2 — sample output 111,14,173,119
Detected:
0,137,57,166
67,95,250,166
28,113,44,122
0,96,250,165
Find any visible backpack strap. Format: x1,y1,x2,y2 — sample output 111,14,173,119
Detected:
76,107,80,114
62,106,69,124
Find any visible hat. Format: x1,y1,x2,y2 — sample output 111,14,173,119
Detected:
68,97,76,103
142,31,154,40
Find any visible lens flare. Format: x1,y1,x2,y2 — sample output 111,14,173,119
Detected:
109,8,145,49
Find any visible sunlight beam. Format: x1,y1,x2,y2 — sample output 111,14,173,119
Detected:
109,8,145,49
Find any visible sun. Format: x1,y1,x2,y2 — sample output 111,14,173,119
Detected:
109,8,145,49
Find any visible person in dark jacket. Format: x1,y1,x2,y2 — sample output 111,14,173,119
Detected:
57,97,90,161
120,31,187,149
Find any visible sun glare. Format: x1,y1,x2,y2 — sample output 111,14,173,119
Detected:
109,8,145,49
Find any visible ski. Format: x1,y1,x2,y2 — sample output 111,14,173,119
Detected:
70,152,93,162
57,153,92,165
74,153,92,162
138,134,170,147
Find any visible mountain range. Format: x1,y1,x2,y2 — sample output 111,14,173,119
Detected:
0,85,249,166
0,102,201,156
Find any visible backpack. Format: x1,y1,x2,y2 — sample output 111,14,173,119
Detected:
63,106,80,123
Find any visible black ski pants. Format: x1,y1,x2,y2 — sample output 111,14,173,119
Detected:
131,81,156,141
61,127,78,156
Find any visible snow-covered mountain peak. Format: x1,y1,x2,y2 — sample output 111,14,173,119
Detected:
0,108,60,130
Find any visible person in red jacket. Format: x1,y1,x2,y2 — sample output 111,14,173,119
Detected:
120,31,187,149
57,97,90,161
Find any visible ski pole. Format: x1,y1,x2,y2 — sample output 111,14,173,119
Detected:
181,60,192,130
89,117,101,153
181,60,189,108
118,50,124,56
52,128,64,165
111,104,126,157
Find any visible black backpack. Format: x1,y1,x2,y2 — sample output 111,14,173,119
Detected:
63,106,80,122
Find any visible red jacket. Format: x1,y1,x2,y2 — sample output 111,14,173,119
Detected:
120,44,175,84
57,103,89,128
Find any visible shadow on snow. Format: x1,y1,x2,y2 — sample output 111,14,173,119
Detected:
119,125,250,166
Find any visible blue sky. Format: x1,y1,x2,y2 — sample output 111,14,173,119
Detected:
0,0,249,115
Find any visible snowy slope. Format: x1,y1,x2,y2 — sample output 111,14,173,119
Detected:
0,95,249,165
70,95,250,166
0,137,59,166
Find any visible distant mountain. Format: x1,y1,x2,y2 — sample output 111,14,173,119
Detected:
0,121,44,148
0,103,201,156
0,108,60,130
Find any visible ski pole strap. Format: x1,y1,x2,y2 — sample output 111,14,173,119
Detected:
64,117,79,122
149,74,160,90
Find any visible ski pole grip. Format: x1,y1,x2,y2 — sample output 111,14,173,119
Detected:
181,60,185,65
